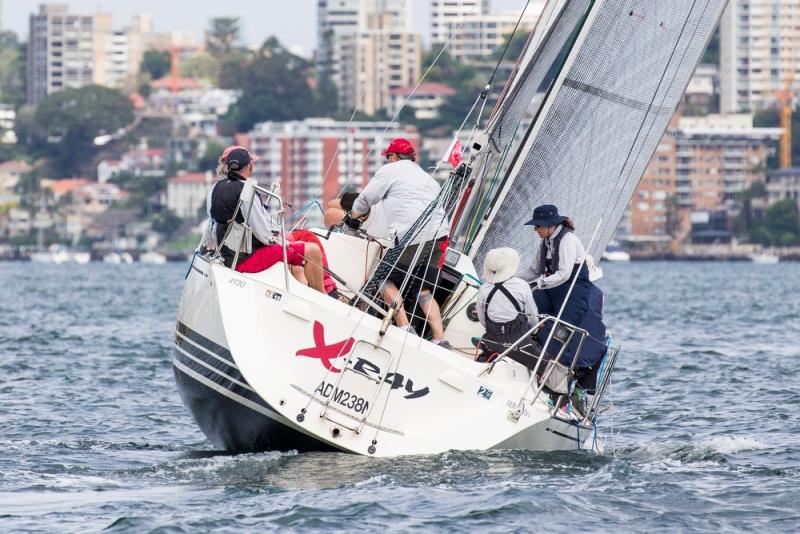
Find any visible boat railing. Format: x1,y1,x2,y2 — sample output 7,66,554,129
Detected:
482,314,589,422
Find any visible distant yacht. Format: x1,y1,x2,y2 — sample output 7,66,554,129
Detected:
103,252,133,264
749,252,779,264
602,242,631,262
31,245,88,264
139,251,167,264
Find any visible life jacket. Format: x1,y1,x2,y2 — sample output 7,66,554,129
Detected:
482,282,529,342
209,172,264,266
539,225,573,276
478,282,541,368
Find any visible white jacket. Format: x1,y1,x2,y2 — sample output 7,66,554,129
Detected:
352,160,448,245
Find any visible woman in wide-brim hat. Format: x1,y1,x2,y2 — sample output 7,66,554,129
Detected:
516,204,593,331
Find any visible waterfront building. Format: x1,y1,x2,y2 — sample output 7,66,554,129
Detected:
766,167,800,209
444,10,539,63
166,171,216,219
719,0,800,113
430,0,489,45
245,118,420,214
629,119,679,244
630,113,782,242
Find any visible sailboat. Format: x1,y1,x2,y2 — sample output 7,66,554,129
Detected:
173,0,727,456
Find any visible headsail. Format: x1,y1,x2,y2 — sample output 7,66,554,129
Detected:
463,0,728,268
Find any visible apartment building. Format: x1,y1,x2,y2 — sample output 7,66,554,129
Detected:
630,114,782,241
430,0,489,45
719,0,800,113
445,10,539,62
334,13,422,115
246,118,420,215
27,5,154,104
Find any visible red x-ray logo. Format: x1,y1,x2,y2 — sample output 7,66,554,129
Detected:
295,321,355,373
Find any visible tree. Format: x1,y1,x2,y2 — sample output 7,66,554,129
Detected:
491,31,529,63
181,53,222,84
420,50,480,130
29,85,134,176
0,32,26,109
140,50,171,81
196,141,225,172
749,198,800,246
206,17,242,57
221,37,317,132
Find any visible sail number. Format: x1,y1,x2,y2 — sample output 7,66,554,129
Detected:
315,381,370,415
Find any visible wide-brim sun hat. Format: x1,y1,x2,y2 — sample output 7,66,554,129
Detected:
525,204,568,227
483,247,520,284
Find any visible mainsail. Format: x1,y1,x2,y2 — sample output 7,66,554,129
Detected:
463,0,728,269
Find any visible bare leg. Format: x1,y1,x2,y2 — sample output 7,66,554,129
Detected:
290,265,307,285
302,243,325,293
418,290,445,340
382,282,410,327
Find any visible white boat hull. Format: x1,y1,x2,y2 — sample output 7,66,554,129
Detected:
175,257,597,457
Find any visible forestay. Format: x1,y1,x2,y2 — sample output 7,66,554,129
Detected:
471,0,728,268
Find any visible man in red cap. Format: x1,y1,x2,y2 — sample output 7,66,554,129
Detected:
206,145,326,293
349,138,451,349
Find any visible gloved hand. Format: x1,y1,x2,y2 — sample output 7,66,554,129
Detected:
342,212,362,230
532,277,546,290
339,192,359,212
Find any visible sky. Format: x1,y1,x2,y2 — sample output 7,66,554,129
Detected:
4,0,530,57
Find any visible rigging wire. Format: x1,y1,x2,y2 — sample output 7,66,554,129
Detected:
305,0,484,213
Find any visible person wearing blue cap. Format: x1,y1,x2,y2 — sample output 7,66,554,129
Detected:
516,204,591,330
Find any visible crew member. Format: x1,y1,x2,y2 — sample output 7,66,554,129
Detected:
208,145,325,293
349,138,451,349
476,248,540,365
517,204,592,329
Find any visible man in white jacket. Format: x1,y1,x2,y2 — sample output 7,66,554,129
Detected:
349,138,451,349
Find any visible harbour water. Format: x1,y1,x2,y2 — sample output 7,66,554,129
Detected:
1,261,798,532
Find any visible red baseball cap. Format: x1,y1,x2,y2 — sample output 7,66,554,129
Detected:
381,138,415,156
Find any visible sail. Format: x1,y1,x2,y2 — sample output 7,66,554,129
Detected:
470,0,728,269
485,0,592,154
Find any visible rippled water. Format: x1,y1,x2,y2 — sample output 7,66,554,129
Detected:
1,261,798,532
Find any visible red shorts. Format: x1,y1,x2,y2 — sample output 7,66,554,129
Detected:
236,243,306,273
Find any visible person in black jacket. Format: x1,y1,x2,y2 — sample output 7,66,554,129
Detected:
207,146,325,293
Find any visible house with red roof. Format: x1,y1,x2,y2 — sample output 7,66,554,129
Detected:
389,82,457,120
